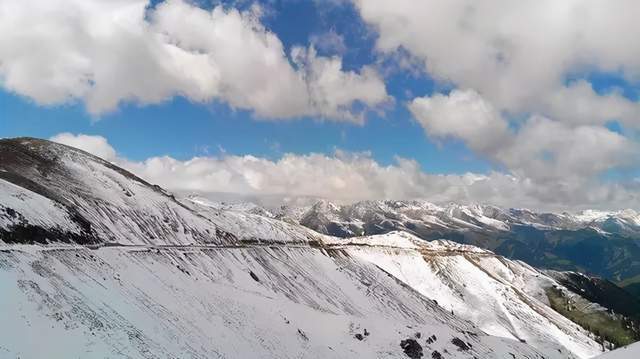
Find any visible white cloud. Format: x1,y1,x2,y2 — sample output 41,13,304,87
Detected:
292,47,390,122
352,0,640,128
351,0,640,188
310,29,347,55
0,0,388,121
50,132,118,162
539,80,640,127
499,116,636,181
408,90,509,153
409,90,638,182
49,133,640,211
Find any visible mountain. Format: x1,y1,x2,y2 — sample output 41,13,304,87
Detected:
273,200,640,239
574,210,640,238
0,137,233,246
0,137,636,358
269,200,640,295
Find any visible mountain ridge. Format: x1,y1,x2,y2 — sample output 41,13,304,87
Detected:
267,199,640,237
1,137,638,358
238,198,640,294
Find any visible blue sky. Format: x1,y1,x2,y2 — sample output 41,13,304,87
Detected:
1,0,640,210
1,88,491,174
0,0,489,173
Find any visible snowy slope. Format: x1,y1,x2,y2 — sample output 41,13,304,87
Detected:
594,342,640,358
266,199,640,291
0,178,84,238
0,244,573,359
334,232,603,358
0,138,236,246
184,196,329,245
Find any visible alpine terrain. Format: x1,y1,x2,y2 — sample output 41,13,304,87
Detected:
266,200,640,299
1,138,638,358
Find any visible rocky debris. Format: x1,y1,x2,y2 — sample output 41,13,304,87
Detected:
400,338,424,359
297,329,308,341
451,337,470,351
249,271,260,282
354,327,370,341
426,334,437,344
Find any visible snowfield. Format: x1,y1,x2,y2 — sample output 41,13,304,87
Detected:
593,342,640,358
0,244,575,359
0,179,83,235
342,232,602,358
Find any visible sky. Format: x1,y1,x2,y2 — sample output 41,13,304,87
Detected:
1,0,640,211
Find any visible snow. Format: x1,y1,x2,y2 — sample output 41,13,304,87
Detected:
574,210,617,223
184,197,331,245
255,198,640,238
340,232,603,358
423,239,491,253
572,209,639,223
594,342,640,359
53,155,225,245
324,231,421,249
188,196,275,217
473,214,510,231
0,179,82,234
0,244,573,359
0,142,230,246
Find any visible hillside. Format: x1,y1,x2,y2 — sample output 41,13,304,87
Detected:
269,200,640,295
594,342,640,358
0,138,636,358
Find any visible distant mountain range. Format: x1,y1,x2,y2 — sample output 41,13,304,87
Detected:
1,137,639,358
221,199,640,299
267,199,640,239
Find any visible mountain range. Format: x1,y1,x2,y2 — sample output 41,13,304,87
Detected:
228,199,640,299
1,137,640,358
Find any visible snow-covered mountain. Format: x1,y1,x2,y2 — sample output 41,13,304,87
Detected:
263,200,640,295
0,137,234,246
324,232,608,357
573,209,640,238
271,199,640,238
1,138,637,358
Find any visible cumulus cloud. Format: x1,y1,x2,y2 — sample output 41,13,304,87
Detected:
352,0,640,128
0,0,388,121
540,80,640,127
292,47,390,122
50,133,640,211
409,90,639,182
350,0,640,189
500,117,637,181
408,90,509,154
